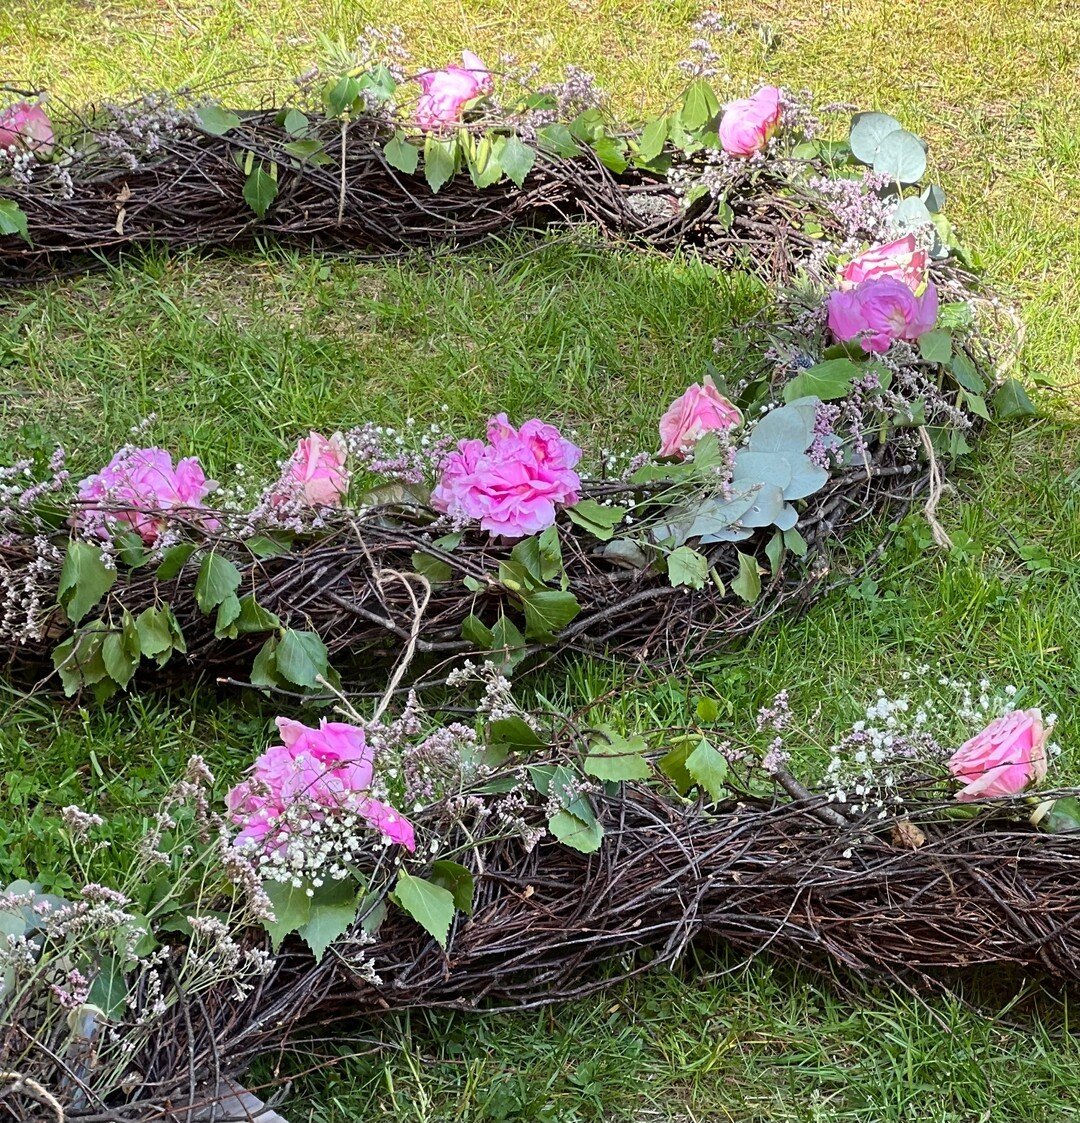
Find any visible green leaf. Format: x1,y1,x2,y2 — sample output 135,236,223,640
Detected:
195,552,242,613
430,860,475,915
1035,796,1080,834
234,594,281,634
423,135,457,193
296,878,359,961
520,588,580,641
566,499,628,541
59,541,116,625
667,545,709,590
275,629,330,689
681,80,720,130
411,551,454,584
250,635,280,688
919,329,953,365
962,389,991,421
592,136,628,173
213,593,242,638
949,351,986,393
491,614,528,673
87,954,127,1019
102,632,138,688
499,134,535,187
992,377,1037,420
536,123,581,158
461,613,494,648
783,358,858,403
731,551,762,603
764,529,785,575
243,164,278,218
135,607,173,658
636,115,669,162
195,104,241,136
488,714,546,751
685,739,730,802
156,542,197,580
323,75,361,117
283,138,329,164
584,728,651,782
244,534,294,559
393,871,455,948
783,527,808,557
548,810,604,853
0,200,30,243
262,879,312,951
384,130,420,174
282,108,309,136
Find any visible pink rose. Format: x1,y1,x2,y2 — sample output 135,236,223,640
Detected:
948,708,1049,801
658,375,742,459
227,717,416,852
274,431,348,508
415,51,492,130
840,234,929,295
432,414,582,539
0,100,54,157
718,86,782,158
827,276,938,354
76,446,216,544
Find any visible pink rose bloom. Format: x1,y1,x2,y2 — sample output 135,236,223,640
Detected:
227,717,417,852
76,446,216,544
658,375,742,459
840,234,929,295
718,85,782,158
415,50,492,130
0,100,54,157
432,413,582,539
948,708,1049,801
273,431,348,508
827,276,938,354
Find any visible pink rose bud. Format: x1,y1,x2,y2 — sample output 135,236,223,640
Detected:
948,708,1049,801
718,85,782,158
0,100,55,157
281,431,349,508
827,276,938,353
840,234,929,295
658,375,742,459
415,52,492,130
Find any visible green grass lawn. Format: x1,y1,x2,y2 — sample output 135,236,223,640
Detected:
4,1,1080,1119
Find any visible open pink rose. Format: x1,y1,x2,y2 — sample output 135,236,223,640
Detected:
0,101,54,157
76,446,216,544
432,413,582,539
227,717,416,852
840,234,929,295
718,86,782,158
415,51,492,130
274,432,348,508
658,376,742,459
827,276,938,354
948,708,1049,801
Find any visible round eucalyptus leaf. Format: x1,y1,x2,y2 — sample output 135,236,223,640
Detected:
773,503,799,531
921,183,946,213
849,112,902,164
738,483,786,528
732,449,793,490
873,129,927,184
890,195,934,231
748,403,814,456
784,454,830,500
686,491,759,540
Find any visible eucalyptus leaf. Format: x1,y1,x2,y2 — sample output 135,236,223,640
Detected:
848,112,902,164
873,129,927,184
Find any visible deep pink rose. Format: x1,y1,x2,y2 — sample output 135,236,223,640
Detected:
948,708,1049,801
0,101,54,157
827,277,938,353
840,234,929,294
274,432,348,508
415,51,492,130
658,376,742,459
432,414,582,539
227,717,416,852
76,446,216,544
718,86,782,158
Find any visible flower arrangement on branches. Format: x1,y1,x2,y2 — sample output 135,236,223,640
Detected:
3,662,1079,1121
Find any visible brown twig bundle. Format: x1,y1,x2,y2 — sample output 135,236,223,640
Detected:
4,785,1076,1122
0,105,846,285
